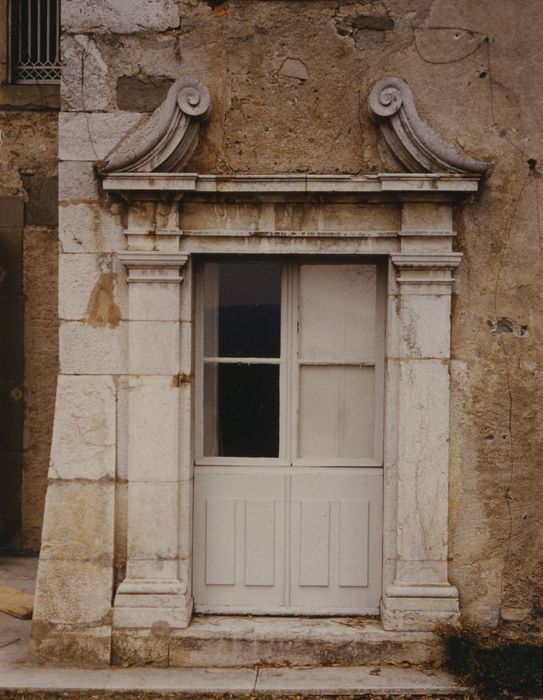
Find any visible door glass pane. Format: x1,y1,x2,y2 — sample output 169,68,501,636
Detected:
204,363,280,457
298,365,375,458
204,262,281,358
299,265,376,362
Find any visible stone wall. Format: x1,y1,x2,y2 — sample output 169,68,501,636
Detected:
25,0,543,639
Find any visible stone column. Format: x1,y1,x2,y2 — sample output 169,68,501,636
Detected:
112,249,192,629
381,200,461,631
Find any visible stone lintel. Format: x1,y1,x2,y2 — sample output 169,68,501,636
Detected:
102,173,481,198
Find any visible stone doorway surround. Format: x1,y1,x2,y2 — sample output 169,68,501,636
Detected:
31,77,486,665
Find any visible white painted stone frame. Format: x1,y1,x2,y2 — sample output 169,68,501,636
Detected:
102,173,480,634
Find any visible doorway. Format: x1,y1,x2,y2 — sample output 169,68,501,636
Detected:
193,259,384,614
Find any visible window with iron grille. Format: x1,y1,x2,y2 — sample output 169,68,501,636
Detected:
11,0,60,83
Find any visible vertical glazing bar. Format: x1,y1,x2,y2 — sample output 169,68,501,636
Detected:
37,0,41,65
55,0,60,64
46,0,50,64
27,0,31,64
18,1,23,67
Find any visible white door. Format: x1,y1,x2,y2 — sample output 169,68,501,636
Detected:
193,261,384,614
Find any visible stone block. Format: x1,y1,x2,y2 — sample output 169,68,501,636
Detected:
401,202,453,233
33,559,113,624
62,0,180,33
59,321,127,375
128,321,179,375
116,75,174,112
128,281,180,321
0,84,60,110
59,252,126,322
124,560,178,584
0,196,24,228
398,293,452,359
168,617,442,668
126,481,179,560
397,359,449,563
59,202,124,253
59,112,143,162
59,162,100,202
39,480,115,560
111,628,169,667
20,474,48,551
21,175,58,227
49,375,116,480
0,228,22,295
128,376,180,481
30,621,111,666
61,35,112,111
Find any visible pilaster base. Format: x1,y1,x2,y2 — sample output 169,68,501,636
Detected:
113,579,193,629
381,583,460,631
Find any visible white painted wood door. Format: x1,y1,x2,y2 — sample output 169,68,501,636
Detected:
193,261,383,614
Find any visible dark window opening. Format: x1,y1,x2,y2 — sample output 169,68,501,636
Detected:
12,0,60,83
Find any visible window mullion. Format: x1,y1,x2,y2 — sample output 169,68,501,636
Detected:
286,262,300,467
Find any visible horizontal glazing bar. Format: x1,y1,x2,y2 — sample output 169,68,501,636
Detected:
297,359,376,366
203,357,281,364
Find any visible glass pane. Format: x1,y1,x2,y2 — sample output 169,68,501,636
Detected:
298,365,375,458
203,262,281,358
299,265,376,362
204,363,279,458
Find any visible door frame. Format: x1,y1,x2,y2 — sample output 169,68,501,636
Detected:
192,258,386,615
106,173,476,633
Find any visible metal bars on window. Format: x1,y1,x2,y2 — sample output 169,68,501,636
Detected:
12,0,60,83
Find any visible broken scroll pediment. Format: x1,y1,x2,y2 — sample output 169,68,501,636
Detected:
368,77,488,174
99,77,211,174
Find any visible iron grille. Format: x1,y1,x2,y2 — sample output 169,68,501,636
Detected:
12,0,60,83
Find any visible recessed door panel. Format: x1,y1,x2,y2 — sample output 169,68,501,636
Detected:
289,471,382,613
193,470,287,612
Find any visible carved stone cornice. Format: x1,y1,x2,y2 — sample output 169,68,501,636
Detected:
99,78,211,174
368,77,488,175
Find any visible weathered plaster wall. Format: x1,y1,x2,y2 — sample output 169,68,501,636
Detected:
0,83,59,549
38,0,543,637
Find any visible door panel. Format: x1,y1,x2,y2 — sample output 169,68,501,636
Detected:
289,471,382,613
296,500,331,587
194,468,382,614
193,470,287,612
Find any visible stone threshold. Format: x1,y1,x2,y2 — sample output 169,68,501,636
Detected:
0,665,466,697
113,615,445,668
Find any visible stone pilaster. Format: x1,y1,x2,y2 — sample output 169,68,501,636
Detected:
112,249,192,629
381,200,461,631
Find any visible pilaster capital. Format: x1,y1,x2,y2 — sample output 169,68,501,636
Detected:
391,253,462,293
118,251,189,283
391,253,462,271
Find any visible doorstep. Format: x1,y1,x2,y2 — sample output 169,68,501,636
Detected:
0,663,467,697
113,615,445,668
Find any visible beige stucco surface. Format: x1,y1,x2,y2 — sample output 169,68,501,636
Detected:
2,0,542,641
